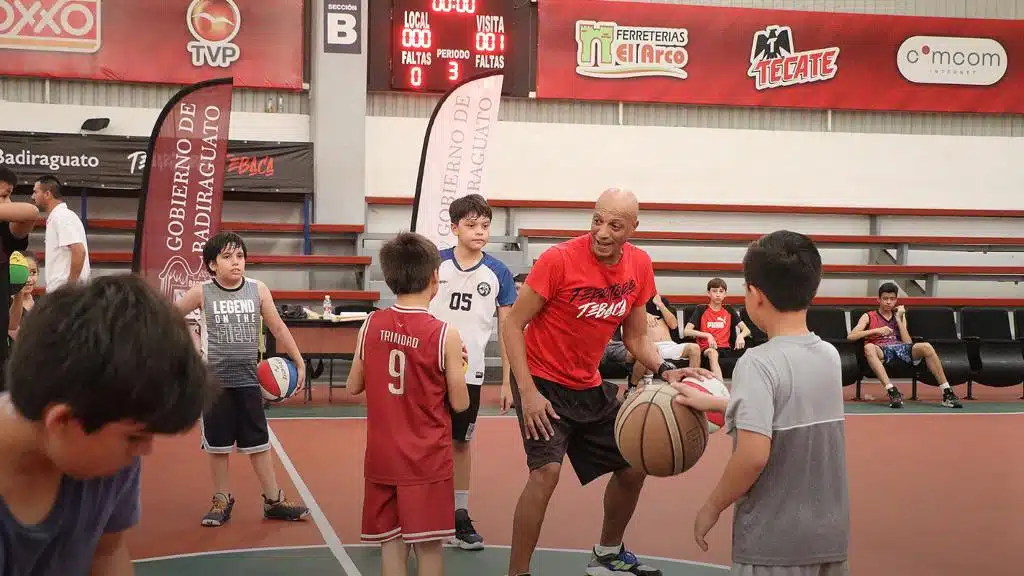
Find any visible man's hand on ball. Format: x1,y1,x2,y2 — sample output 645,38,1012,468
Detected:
661,366,715,383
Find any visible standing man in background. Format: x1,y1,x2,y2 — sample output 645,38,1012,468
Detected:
31,175,90,292
0,167,40,391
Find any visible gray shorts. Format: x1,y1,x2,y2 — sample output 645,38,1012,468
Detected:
732,561,849,576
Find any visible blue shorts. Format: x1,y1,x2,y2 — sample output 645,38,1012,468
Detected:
881,343,921,368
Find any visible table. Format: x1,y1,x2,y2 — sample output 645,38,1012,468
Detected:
265,318,366,401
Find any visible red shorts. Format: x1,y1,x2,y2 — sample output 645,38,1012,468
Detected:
360,477,455,544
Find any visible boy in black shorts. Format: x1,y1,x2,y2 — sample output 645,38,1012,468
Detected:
176,232,311,527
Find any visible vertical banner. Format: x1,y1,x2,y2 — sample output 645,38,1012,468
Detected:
410,70,504,250
131,77,233,346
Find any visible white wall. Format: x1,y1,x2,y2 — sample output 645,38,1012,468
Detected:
365,116,1023,210
0,101,310,142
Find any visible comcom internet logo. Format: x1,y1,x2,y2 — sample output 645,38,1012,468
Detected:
0,0,101,53
897,36,1007,86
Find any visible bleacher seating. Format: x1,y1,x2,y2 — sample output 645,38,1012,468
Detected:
806,307,862,387
960,308,1024,394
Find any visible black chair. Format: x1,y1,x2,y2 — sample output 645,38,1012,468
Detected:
959,307,1024,399
1014,309,1024,341
849,307,922,397
903,307,972,400
806,307,861,389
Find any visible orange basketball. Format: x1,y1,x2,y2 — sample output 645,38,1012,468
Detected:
614,383,709,477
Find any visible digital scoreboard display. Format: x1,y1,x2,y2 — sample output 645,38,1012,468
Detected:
384,0,529,95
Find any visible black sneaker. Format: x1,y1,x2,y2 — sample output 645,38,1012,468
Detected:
887,387,904,409
263,489,311,521
942,388,963,409
201,492,234,527
450,508,484,550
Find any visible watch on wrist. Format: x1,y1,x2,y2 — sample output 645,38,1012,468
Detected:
656,361,675,381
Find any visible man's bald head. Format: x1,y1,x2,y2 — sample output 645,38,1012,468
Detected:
594,187,639,225
589,188,639,263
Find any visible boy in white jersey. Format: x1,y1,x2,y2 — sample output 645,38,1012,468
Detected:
427,194,517,550
176,232,311,528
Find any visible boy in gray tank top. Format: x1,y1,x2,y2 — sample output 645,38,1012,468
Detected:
672,230,850,576
176,232,310,527
0,274,215,575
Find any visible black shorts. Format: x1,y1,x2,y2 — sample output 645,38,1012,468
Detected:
451,384,482,443
510,373,630,486
200,386,271,454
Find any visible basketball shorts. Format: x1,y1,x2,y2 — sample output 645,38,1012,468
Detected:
450,384,481,443
732,561,849,576
200,386,270,454
361,478,455,545
509,373,630,486
880,343,921,368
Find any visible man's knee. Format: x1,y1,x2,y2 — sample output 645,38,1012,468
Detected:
613,464,646,487
914,342,936,357
527,462,562,494
453,439,470,452
705,348,719,361
864,343,882,359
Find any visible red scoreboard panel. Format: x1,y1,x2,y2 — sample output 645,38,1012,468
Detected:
367,0,534,97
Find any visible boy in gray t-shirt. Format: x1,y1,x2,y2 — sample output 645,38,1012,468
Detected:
673,230,850,576
0,275,215,575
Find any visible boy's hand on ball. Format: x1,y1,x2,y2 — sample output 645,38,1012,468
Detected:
670,383,724,413
662,367,715,383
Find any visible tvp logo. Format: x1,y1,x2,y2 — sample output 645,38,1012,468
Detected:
324,1,361,54
186,0,241,68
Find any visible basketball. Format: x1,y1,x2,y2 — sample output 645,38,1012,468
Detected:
614,383,709,477
257,357,300,402
678,376,730,433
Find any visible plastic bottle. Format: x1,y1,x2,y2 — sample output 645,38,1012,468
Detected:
322,295,333,320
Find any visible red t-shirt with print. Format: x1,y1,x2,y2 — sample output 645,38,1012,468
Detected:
524,234,656,390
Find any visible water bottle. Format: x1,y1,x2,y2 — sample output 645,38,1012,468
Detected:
322,295,333,319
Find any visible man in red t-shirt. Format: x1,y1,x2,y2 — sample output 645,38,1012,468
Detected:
502,188,714,576
345,232,471,576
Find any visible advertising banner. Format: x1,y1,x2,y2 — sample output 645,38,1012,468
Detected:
0,131,313,194
0,0,304,89
537,0,1024,114
411,70,504,251
131,76,231,333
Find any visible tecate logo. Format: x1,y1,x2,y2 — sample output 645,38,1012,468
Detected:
0,0,101,53
897,36,1007,86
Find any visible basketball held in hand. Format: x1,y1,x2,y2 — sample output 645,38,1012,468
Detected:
614,383,709,477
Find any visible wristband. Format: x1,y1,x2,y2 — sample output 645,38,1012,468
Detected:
656,361,675,381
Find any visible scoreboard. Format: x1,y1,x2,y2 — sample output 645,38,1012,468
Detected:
368,0,533,97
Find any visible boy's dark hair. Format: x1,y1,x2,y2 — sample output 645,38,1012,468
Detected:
34,175,62,198
0,167,16,187
707,278,727,291
449,194,492,225
202,232,247,273
380,232,440,295
7,274,215,434
742,230,822,312
878,282,899,297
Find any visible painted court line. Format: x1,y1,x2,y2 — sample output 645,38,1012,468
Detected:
134,544,329,563
267,425,364,576
342,543,731,571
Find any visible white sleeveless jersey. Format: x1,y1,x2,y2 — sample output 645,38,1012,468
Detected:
428,248,517,385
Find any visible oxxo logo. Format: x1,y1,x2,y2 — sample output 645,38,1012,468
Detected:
186,0,241,68
0,0,101,53
897,36,1007,86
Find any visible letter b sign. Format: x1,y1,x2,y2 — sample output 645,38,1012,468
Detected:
324,2,361,54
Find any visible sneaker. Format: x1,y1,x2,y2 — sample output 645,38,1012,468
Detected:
586,544,662,576
201,492,234,527
263,490,311,521
450,508,484,550
941,388,963,409
887,387,904,409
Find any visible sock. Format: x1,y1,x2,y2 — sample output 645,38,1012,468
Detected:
594,543,622,556
455,490,469,511
939,382,950,390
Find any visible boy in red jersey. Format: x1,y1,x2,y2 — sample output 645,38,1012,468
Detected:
683,278,752,381
502,188,714,576
345,231,470,576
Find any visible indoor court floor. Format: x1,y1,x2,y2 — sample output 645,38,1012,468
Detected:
131,384,1024,576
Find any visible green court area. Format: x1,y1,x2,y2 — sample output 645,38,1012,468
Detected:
134,545,728,576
